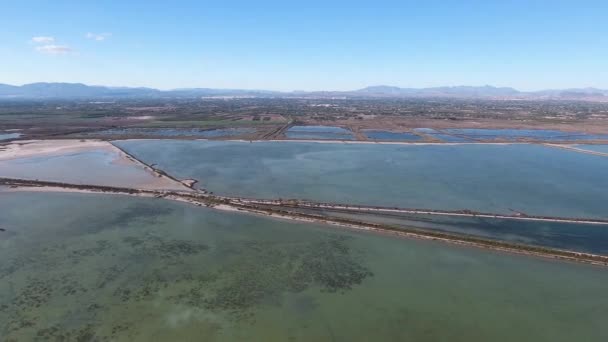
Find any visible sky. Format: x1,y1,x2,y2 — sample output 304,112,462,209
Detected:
1,0,607,91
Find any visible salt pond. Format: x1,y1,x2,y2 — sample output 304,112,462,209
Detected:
1,191,607,341
115,140,608,218
362,130,422,141
0,141,185,190
444,129,608,142
285,126,354,140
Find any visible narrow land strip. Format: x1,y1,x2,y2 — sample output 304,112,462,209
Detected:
2,177,608,267
543,143,608,157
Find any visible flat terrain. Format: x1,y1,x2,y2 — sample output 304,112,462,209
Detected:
1,98,608,142
2,99,608,340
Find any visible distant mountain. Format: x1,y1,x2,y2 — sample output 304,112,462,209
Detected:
357,85,415,95
0,82,161,98
356,85,520,97
0,83,280,99
0,82,606,101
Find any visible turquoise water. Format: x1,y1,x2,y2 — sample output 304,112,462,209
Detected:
286,126,354,140
1,191,608,341
115,140,608,218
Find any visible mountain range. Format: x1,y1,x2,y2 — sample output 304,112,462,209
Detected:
0,82,606,101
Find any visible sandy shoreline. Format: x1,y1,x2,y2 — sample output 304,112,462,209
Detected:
0,139,112,161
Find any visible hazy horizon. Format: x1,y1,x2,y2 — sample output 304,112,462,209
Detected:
1,81,607,93
2,1,607,91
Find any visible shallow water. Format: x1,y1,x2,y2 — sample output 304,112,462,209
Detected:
286,126,354,140
363,130,422,141
115,140,608,218
0,148,183,190
1,192,608,341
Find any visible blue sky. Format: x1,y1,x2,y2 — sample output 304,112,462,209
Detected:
1,0,607,91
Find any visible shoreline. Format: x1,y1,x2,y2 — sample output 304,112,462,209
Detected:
115,137,521,146
2,178,607,268
3,138,608,267
235,199,608,225
6,138,608,150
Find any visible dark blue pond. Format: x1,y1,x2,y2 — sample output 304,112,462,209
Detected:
286,126,354,140
326,211,608,255
444,129,608,141
363,130,422,141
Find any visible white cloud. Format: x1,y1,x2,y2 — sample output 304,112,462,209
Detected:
86,32,111,41
31,36,55,44
35,44,72,55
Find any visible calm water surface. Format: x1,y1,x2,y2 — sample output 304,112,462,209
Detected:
285,126,354,140
363,130,422,141
115,140,608,218
0,148,183,190
1,192,607,341
444,129,608,141
306,209,608,255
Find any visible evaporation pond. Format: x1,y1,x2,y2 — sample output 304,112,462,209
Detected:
444,129,608,141
363,130,422,141
0,142,185,190
285,126,354,140
115,140,608,218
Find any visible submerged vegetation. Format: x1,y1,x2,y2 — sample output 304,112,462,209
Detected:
0,196,373,339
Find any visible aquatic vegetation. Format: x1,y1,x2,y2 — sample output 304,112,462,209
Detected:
3,192,608,341
80,202,174,234
200,235,372,316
